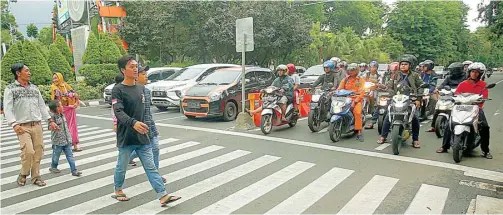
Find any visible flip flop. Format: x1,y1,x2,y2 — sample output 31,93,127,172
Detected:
111,194,130,201
33,178,46,187
16,174,26,186
161,196,181,207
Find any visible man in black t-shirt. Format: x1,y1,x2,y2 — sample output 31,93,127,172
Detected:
111,56,181,206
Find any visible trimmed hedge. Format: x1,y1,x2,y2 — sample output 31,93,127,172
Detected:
82,33,100,64
22,40,52,85
37,81,105,103
99,33,122,64
55,34,74,66
1,41,23,84
78,64,118,87
48,44,74,81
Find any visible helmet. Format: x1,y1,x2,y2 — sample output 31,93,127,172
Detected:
467,62,486,80
286,64,296,75
369,61,379,68
462,60,473,66
323,60,335,72
423,60,434,70
359,63,367,67
389,62,399,71
347,63,359,71
330,57,341,66
276,64,288,76
447,62,464,78
419,61,425,66
340,61,347,68
399,54,418,70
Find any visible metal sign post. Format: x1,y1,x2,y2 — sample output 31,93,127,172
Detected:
241,33,247,113
236,17,254,113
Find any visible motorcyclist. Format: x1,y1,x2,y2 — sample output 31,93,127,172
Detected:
426,62,466,132
248,65,293,121
312,60,339,89
462,60,473,79
437,62,492,159
287,64,300,111
377,54,422,148
364,61,385,129
337,63,366,141
419,59,437,120
359,63,369,77
330,57,346,89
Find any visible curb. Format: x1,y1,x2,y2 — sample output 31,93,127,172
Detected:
80,100,107,107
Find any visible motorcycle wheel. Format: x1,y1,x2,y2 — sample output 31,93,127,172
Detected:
377,115,384,135
453,134,466,163
328,120,342,142
435,115,447,138
391,125,403,155
308,110,321,132
288,113,298,127
260,115,273,135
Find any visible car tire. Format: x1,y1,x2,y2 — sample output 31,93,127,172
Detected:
223,102,237,122
156,106,168,111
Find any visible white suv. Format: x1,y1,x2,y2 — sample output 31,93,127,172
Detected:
150,64,238,111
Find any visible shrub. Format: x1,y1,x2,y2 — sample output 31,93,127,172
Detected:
82,33,100,64
78,64,118,86
47,44,74,81
21,40,52,85
37,82,105,103
1,41,23,84
111,33,127,56
99,33,122,64
33,41,50,60
55,34,74,66
37,84,52,102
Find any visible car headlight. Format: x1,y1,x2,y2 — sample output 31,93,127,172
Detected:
209,91,223,102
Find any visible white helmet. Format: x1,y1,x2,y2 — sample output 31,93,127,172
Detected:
330,57,341,66
467,62,486,80
462,60,473,65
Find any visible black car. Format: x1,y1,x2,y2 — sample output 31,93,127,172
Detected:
181,67,275,121
299,64,324,88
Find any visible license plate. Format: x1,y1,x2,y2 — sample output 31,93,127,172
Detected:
456,105,473,111
153,91,165,97
188,102,199,108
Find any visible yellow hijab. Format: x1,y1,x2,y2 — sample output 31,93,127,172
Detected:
50,73,75,105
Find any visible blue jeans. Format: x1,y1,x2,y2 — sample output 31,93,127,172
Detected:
114,143,167,199
51,144,77,172
129,136,160,169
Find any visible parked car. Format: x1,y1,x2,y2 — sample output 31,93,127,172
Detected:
103,67,181,105
181,67,275,121
296,66,307,76
299,64,324,88
150,64,239,111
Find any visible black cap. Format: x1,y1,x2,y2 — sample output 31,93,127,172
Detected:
139,66,150,72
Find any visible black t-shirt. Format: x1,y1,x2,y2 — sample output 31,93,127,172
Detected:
111,83,150,147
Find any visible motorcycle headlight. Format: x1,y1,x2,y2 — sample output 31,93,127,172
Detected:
332,106,342,113
312,95,321,102
209,91,223,102
394,102,405,108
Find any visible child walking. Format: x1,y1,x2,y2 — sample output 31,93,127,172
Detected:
48,100,82,176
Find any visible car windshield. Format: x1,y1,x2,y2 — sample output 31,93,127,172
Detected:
166,68,204,81
199,70,241,85
303,65,324,76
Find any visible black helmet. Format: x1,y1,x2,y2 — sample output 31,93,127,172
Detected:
399,54,418,70
447,62,463,78
423,60,434,70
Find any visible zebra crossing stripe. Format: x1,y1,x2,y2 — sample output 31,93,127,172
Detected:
1,145,225,214
53,149,251,214
405,184,449,214
1,125,91,143
337,175,399,214
0,128,110,151
265,167,354,214
194,161,315,214
121,155,281,214
1,138,181,200
0,123,50,132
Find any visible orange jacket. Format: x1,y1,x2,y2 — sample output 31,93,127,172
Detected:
337,76,365,103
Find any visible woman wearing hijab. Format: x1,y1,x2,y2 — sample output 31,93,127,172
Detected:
51,72,82,152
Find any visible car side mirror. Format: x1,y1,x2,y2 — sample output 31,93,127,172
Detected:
487,83,496,89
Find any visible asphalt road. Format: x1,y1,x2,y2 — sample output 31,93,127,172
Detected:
1,73,502,214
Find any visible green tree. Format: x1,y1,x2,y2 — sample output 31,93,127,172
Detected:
26,23,38,39
37,27,53,46
82,33,100,64
1,0,21,44
32,40,49,60
111,33,127,56
478,1,503,38
78,64,117,86
20,40,52,85
324,1,387,36
47,43,74,81
1,41,23,83
99,33,122,64
55,34,74,66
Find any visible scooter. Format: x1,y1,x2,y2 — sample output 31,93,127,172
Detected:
363,82,376,122
307,83,333,132
375,89,391,135
260,86,299,135
433,86,456,138
419,78,438,121
328,90,361,142
448,83,496,163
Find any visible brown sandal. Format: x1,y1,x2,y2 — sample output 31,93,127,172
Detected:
16,174,26,186
33,178,46,187
412,141,421,148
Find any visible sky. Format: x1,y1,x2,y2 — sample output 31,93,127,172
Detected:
9,0,488,37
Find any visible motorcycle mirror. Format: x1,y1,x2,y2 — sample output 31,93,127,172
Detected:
487,83,496,89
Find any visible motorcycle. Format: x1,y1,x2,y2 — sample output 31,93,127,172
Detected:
433,86,456,138
375,88,391,135
388,83,428,155
448,83,496,163
260,86,299,135
328,90,361,142
307,83,334,132
363,82,376,122
419,78,438,121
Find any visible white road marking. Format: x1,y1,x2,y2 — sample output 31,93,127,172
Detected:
53,149,249,215
266,167,354,214
474,195,503,214
156,116,186,122
405,184,449,214
194,161,315,214
459,180,503,192
375,143,391,151
317,127,328,133
495,79,503,84
337,175,398,214
77,114,503,183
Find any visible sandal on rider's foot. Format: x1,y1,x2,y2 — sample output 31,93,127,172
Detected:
425,128,435,132
482,152,493,159
377,138,387,144
16,174,26,186
436,148,448,153
33,178,46,187
412,141,421,148
365,124,374,129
